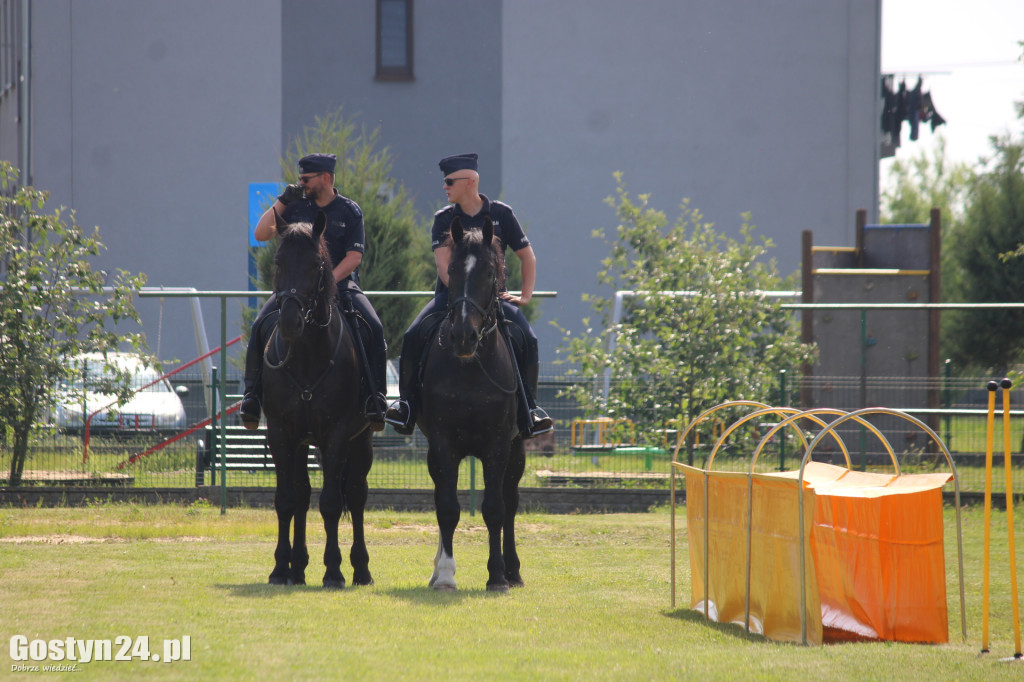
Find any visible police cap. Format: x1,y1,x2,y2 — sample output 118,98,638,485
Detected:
298,153,337,175
439,153,478,175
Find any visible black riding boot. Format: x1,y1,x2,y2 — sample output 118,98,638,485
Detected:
518,351,553,439
240,331,264,430
385,341,419,435
364,343,388,432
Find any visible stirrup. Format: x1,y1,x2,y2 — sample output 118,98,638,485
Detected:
526,407,553,438
384,399,414,435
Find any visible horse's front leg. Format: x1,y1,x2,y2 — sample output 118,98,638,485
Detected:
428,448,460,591
270,479,293,585
318,445,346,589
480,449,511,592
289,444,312,585
269,437,310,585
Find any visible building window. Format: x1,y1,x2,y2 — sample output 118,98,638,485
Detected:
0,0,20,98
376,0,413,81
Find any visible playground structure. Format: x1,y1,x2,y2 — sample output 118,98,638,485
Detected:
670,400,967,646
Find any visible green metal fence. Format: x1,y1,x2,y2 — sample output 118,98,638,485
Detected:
6,363,1024,495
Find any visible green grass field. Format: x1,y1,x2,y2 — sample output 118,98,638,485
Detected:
2,502,1023,680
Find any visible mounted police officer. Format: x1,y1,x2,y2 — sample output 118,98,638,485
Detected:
385,152,553,439
241,153,388,430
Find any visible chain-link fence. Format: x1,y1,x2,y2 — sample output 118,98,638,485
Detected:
4,362,1023,494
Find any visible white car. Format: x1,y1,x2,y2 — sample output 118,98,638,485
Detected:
385,359,400,401
51,352,188,435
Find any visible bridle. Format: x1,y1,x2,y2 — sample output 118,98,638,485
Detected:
266,264,332,370
274,265,330,328
447,292,499,339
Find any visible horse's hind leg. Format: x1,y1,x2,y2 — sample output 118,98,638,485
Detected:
318,454,346,589
270,484,293,585
344,439,374,586
502,438,526,587
480,454,510,592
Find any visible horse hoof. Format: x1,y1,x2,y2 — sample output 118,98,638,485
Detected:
269,576,289,586
352,576,374,587
486,582,510,593
507,577,525,588
323,579,346,590
432,583,457,592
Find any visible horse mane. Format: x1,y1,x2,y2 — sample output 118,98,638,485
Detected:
275,221,337,306
446,228,507,293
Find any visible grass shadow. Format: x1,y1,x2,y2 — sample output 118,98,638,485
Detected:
382,585,514,605
214,582,373,598
662,607,766,643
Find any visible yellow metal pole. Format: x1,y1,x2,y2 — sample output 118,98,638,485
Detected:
1001,378,1022,658
983,380,996,653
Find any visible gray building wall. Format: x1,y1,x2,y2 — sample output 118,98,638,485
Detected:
1,0,881,369
499,0,881,360
8,0,283,363
281,0,503,211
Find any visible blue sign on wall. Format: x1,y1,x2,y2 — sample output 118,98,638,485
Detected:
247,183,281,307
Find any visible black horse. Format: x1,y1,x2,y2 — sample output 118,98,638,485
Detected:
419,216,525,592
261,210,374,588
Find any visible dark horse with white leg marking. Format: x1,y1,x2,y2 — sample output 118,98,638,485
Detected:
419,216,525,592
262,210,373,588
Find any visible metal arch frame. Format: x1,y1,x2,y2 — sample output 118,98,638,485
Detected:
704,406,898,632
794,407,966,645
742,408,857,632
671,401,769,608
671,402,966,648
671,401,809,609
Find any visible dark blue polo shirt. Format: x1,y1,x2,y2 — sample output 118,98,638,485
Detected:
431,194,530,298
282,190,365,285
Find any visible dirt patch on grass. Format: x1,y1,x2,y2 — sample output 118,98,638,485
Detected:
0,534,210,544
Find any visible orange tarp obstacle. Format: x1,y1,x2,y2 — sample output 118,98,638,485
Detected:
670,402,966,646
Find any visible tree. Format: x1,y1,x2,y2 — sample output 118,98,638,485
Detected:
0,161,147,486
251,109,434,357
943,128,1024,373
558,174,814,462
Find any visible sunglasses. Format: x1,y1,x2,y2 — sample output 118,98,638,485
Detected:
444,177,471,187
298,173,322,184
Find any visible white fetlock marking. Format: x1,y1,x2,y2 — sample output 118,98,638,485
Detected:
428,535,456,590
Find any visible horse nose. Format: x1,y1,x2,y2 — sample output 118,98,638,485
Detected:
451,325,480,358
278,301,305,340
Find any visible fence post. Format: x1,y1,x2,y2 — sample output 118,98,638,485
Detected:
779,369,787,471
219,295,228,515
943,359,952,451
210,367,218,488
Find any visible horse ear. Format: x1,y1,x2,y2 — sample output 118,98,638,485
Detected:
450,216,464,244
273,208,287,233
313,211,327,241
482,217,494,246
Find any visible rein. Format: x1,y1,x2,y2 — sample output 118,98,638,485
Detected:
266,307,345,401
